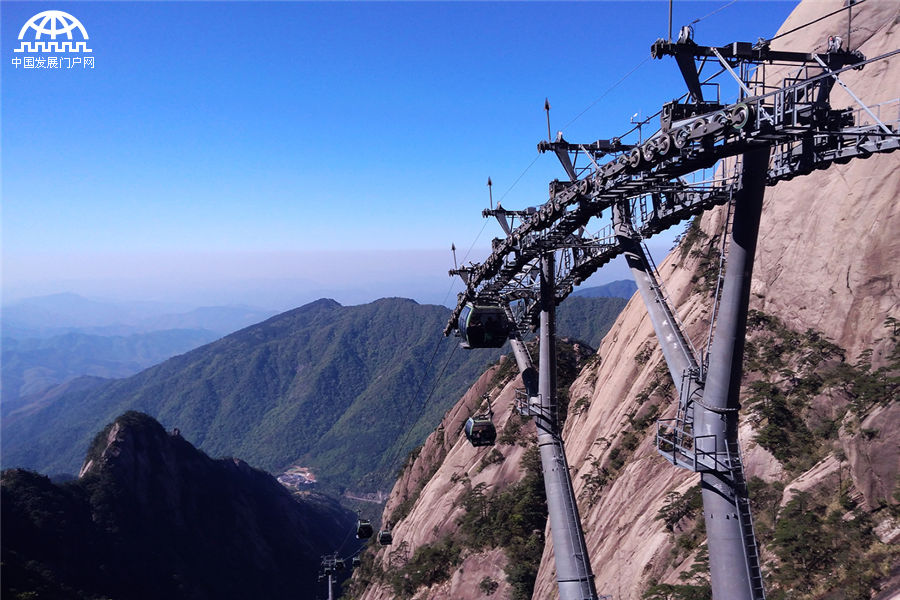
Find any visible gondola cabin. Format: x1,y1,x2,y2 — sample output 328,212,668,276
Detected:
464,415,497,447
378,529,393,546
352,557,361,568
458,303,509,349
356,519,374,539
335,558,345,570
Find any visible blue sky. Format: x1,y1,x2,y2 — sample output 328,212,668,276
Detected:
2,1,799,309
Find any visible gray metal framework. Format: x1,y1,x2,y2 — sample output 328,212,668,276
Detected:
503,257,600,599
445,47,899,333
445,27,898,600
319,554,339,600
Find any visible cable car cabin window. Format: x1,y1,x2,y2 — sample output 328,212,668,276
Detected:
459,304,509,349
464,416,497,447
458,305,472,339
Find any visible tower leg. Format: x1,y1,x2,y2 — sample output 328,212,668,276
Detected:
537,252,598,600
613,203,699,394
696,148,769,600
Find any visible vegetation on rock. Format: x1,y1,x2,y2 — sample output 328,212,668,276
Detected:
1,412,357,600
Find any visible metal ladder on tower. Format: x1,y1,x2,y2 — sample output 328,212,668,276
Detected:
725,440,766,600
655,367,702,470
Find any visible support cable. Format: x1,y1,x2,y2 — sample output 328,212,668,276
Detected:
766,0,867,44
422,342,460,410
497,154,542,206
689,0,739,26
334,522,357,555
560,56,651,132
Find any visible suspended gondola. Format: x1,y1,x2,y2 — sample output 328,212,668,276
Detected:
464,413,497,447
378,522,393,546
464,395,497,447
356,518,374,539
352,556,361,568
457,302,510,348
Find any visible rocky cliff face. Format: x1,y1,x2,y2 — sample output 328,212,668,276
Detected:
2,411,358,600
536,2,900,596
350,2,899,599
348,344,593,600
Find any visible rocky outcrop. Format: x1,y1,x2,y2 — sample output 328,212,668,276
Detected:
753,0,900,359
2,411,357,600
352,358,535,599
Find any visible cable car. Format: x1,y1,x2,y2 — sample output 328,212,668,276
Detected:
356,519,374,539
335,558,345,570
378,529,393,546
464,414,497,447
352,556,361,568
458,302,509,349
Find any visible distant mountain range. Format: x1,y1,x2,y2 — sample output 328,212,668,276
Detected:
556,296,628,349
571,279,637,300
2,296,627,494
1,411,356,600
1,294,278,415
2,329,221,408
2,293,276,338
2,298,500,491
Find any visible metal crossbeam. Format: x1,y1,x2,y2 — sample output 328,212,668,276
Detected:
445,47,899,336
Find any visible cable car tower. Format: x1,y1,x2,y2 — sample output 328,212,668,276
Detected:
445,11,899,600
318,553,343,600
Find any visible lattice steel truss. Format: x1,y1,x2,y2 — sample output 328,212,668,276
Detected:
445,37,899,336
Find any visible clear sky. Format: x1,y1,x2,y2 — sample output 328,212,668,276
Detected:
2,1,800,310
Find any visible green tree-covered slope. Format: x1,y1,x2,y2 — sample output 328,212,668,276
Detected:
2,296,626,492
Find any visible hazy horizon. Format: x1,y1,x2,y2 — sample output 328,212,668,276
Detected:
2,2,796,314
2,247,650,313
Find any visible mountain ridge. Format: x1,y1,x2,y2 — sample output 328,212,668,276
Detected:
571,279,638,300
2,328,221,407
2,295,626,495
1,410,356,600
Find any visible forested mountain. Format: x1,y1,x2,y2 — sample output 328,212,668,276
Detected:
2,296,625,493
556,296,628,349
1,411,356,600
2,329,220,407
